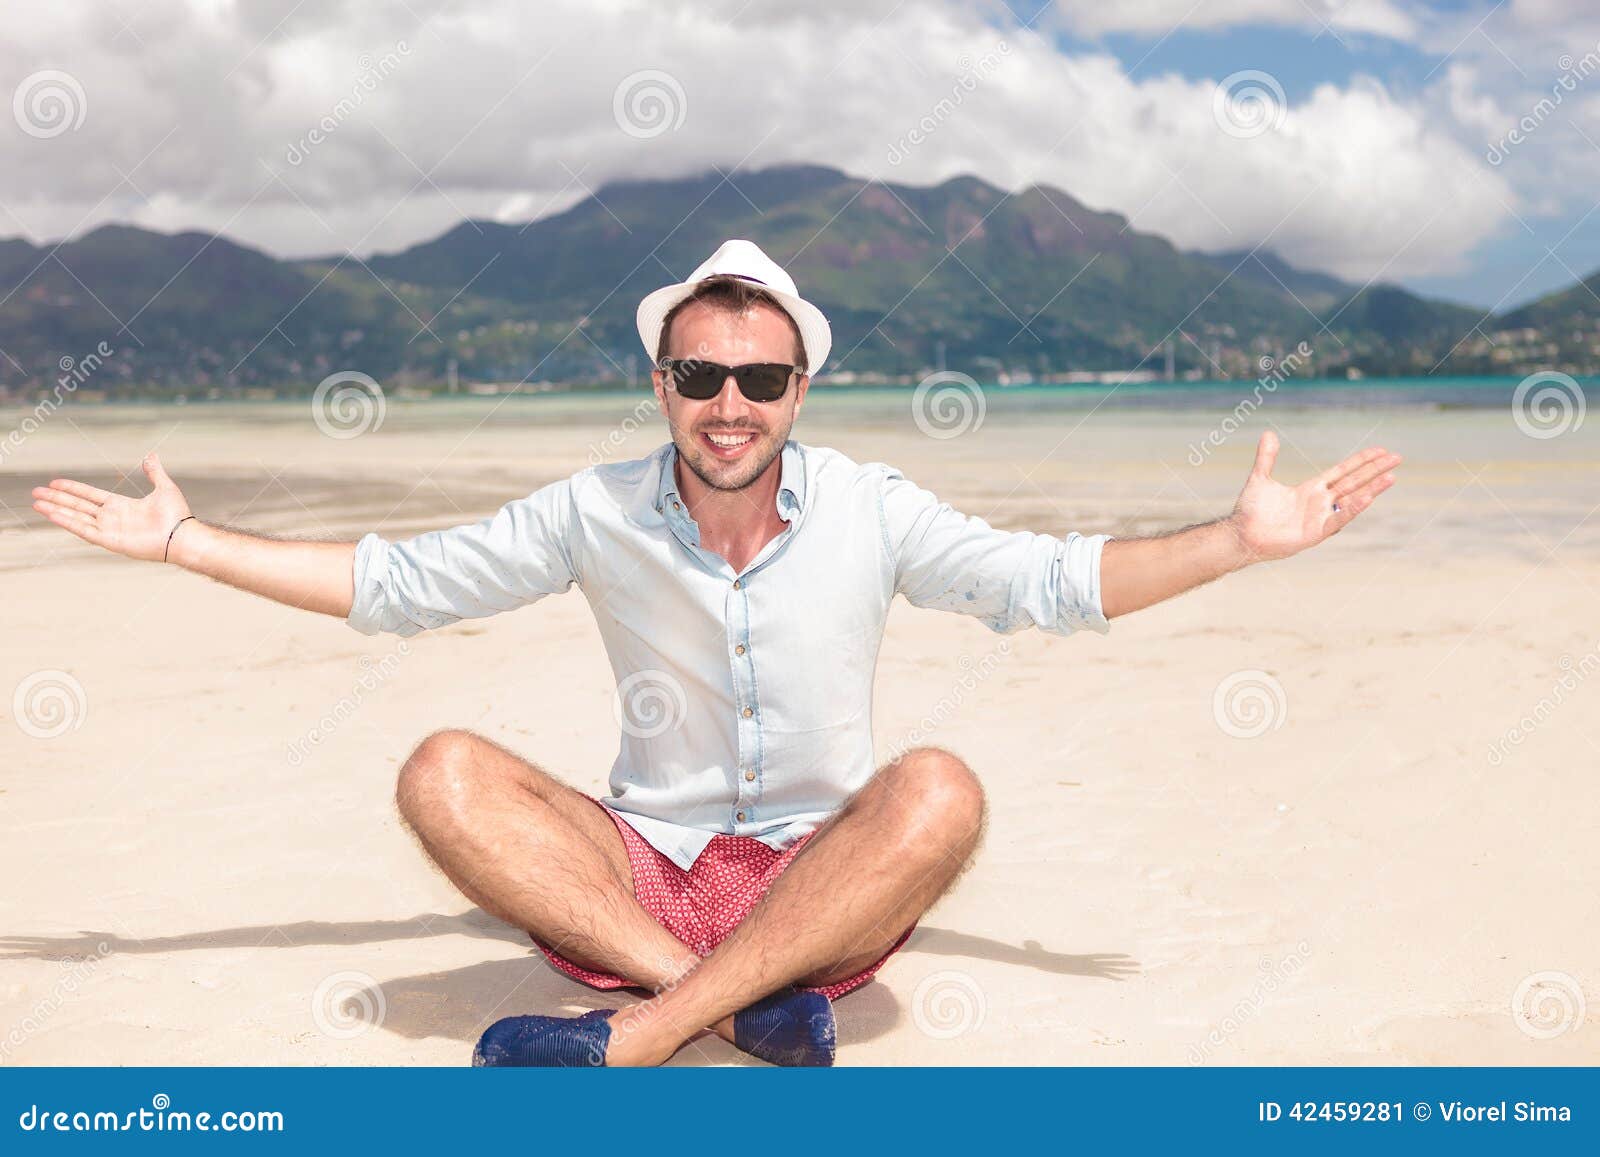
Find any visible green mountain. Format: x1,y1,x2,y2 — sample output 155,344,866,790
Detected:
1196,249,1355,313
363,165,1319,380
1499,274,1600,331
0,164,1588,396
0,224,421,391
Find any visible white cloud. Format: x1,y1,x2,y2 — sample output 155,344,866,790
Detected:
1055,0,1422,43
879,46,1509,280
1413,4,1600,230
0,0,1519,283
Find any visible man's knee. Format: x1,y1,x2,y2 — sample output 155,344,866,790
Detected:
883,746,986,846
395,728,485,829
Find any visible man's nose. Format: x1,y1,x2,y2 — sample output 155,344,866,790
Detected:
709,373,747,415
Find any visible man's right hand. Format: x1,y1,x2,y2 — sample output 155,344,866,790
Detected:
33,452,358,619
32,452,193,563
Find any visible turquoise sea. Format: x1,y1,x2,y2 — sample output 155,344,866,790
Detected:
20,374,1588,421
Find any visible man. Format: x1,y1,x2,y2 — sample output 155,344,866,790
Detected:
32,239,1400,1067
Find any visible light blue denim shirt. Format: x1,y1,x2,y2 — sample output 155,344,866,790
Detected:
347,439,1111,869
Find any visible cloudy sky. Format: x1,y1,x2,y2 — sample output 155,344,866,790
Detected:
3,0,1599,309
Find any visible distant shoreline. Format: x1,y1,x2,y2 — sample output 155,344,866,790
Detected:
0,374,1586,417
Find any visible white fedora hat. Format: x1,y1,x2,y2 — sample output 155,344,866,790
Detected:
636,239,832,377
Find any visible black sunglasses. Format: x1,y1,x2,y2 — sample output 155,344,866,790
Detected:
658,357,801,403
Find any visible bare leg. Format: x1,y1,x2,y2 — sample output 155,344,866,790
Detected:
394,729,736,1042
602,745,987,1066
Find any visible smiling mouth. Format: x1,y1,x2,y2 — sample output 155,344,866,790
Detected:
700,430,759,456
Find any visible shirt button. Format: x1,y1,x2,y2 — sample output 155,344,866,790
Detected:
732,578,741,589
742,706,753,718
743,769,756,782
736,811,746,822
735,643,746,655
672,500,681,510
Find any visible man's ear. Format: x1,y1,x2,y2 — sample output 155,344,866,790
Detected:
792,372,810,415
650,369,670,417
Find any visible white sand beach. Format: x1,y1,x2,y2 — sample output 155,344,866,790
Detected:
2,391,1597,1065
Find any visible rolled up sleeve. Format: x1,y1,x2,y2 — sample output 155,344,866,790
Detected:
876,465,1112,636
347,475,581,637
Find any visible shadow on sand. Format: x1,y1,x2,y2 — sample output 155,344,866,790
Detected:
0,912,1138,1065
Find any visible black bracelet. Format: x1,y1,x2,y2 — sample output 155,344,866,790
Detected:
164,515,196,563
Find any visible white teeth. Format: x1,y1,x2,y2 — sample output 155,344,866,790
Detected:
706,432,754,448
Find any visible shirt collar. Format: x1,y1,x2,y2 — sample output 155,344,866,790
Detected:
655,439,806,522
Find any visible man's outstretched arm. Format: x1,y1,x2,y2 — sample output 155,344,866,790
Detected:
1099,431,1401,620
32,452,357,617
34,451,582,635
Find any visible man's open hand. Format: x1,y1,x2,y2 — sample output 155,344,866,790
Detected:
1229,431,1401,563
32,452,193,562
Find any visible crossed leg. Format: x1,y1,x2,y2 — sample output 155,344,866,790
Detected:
395,729,986,1064
601,744,986,1065
394,729,744,1042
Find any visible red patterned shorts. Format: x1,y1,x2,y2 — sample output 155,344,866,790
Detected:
534,796,915,1001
